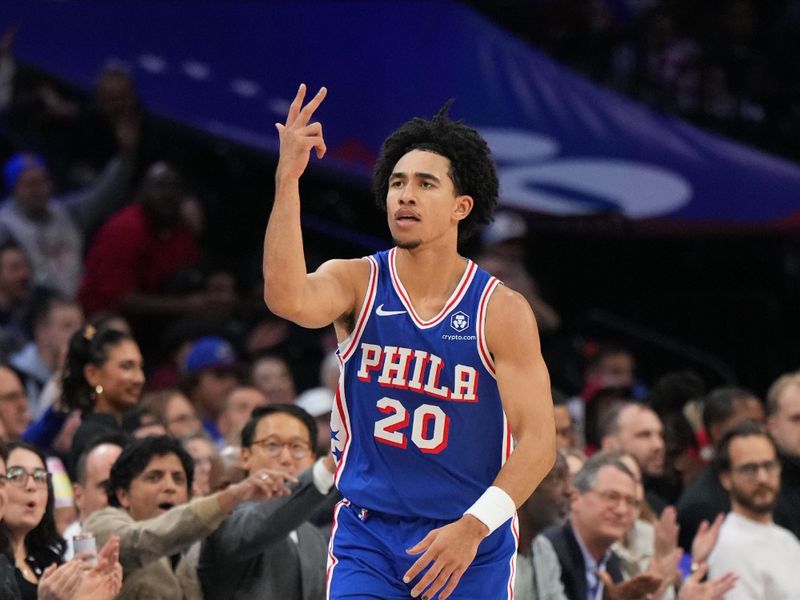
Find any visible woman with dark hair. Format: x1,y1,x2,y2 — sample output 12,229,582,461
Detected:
0,440,125,600
63,324,144,473
1,441,65,599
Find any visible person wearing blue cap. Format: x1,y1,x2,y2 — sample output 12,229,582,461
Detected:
180,336,240,446
0,120,137,298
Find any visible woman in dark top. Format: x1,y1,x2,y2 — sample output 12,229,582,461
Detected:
63,325,144,473
0,442,65,599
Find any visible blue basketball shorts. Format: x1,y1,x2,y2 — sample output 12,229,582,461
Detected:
326,500,518,600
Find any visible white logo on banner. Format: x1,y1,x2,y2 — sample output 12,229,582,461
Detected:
478,129,692,219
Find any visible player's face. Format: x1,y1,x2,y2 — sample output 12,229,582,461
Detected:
386,150,472,249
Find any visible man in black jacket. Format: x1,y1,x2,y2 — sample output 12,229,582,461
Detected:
536,453,638,600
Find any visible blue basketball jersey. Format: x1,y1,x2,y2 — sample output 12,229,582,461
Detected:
331,248,510,520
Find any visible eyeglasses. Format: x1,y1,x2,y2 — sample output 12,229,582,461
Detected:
250,438,312,459
588,488,642,511
6,466,51,488
732,460,781,479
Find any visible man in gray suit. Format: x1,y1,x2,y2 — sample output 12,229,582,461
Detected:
199,404,337,600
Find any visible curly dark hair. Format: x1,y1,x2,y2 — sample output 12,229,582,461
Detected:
106,435,194,507
61,324,135,412
0,442,66,566
372,101,499,244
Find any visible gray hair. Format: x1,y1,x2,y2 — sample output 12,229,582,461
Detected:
572,451,636,494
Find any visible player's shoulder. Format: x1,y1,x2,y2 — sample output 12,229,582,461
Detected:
485,284,538,342
486,283,534,320
316,256,372,282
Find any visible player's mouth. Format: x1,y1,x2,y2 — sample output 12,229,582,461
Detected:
158,502,175,512
394,209,420,228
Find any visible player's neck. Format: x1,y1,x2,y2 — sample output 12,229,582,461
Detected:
394,245,467,314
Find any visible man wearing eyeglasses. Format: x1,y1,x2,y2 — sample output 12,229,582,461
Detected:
708,420,800,599
198,403,337,600
533,452,644,600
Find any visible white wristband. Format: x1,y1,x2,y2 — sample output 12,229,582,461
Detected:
463,486,516,534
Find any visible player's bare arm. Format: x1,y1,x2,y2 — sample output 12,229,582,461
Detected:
263,83,365,329
404,285,556,600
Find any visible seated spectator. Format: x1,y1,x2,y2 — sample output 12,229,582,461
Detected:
250,353,296,405
676,386,764,550
0,365,32,441
533,453,656,599
2,441,66,598
217,385,268,446
140,388,201,439
765,371,800,539
0,439,124,600
179,336,240,446
199,404,337,600
84,435,292,599
0,130,137,298
9,292,82,415
599,401,669,512
181,432,218,498
78,162,206,319
63,436,125,559
515,451,571,600
708,421,798,598
554,396,577,451
0,241,32,358
61,325,144,474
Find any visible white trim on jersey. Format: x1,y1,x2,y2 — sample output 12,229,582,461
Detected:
338,255,378,362
325,499,349,600
476,277,500,378
507,513,520,600
387,247,478,329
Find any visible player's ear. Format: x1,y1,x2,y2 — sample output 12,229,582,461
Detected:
453,195,473,222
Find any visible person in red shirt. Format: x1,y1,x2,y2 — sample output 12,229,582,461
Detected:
78,162,209,318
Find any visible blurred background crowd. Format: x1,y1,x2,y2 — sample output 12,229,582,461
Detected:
0,0,798,598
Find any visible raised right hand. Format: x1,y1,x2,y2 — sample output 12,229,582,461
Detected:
230,468,298,502
275,83,327,181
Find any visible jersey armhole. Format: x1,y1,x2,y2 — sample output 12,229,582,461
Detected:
476,277,501,379
337,255,378,362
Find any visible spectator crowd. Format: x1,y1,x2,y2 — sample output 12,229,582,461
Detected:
0,7,798,599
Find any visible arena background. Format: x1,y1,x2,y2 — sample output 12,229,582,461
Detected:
1,0,798,395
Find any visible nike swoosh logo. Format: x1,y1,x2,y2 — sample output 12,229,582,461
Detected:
375,304,406,317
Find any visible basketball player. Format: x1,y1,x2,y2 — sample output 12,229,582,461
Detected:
263,84,555,600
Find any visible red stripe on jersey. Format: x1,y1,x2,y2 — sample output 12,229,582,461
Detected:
340,256,378,362
476,277,499,376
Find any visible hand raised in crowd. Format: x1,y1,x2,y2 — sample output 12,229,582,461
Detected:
677,563,737,600
653,506,680,561
275,83,327,181
691,514,724,565
217,468,298,513
38,536,123,600
650,507,681,592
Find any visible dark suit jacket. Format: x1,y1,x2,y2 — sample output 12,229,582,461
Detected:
199,469,335,600
542,520,624,600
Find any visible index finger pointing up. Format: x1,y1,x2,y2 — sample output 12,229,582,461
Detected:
284,83,309,126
